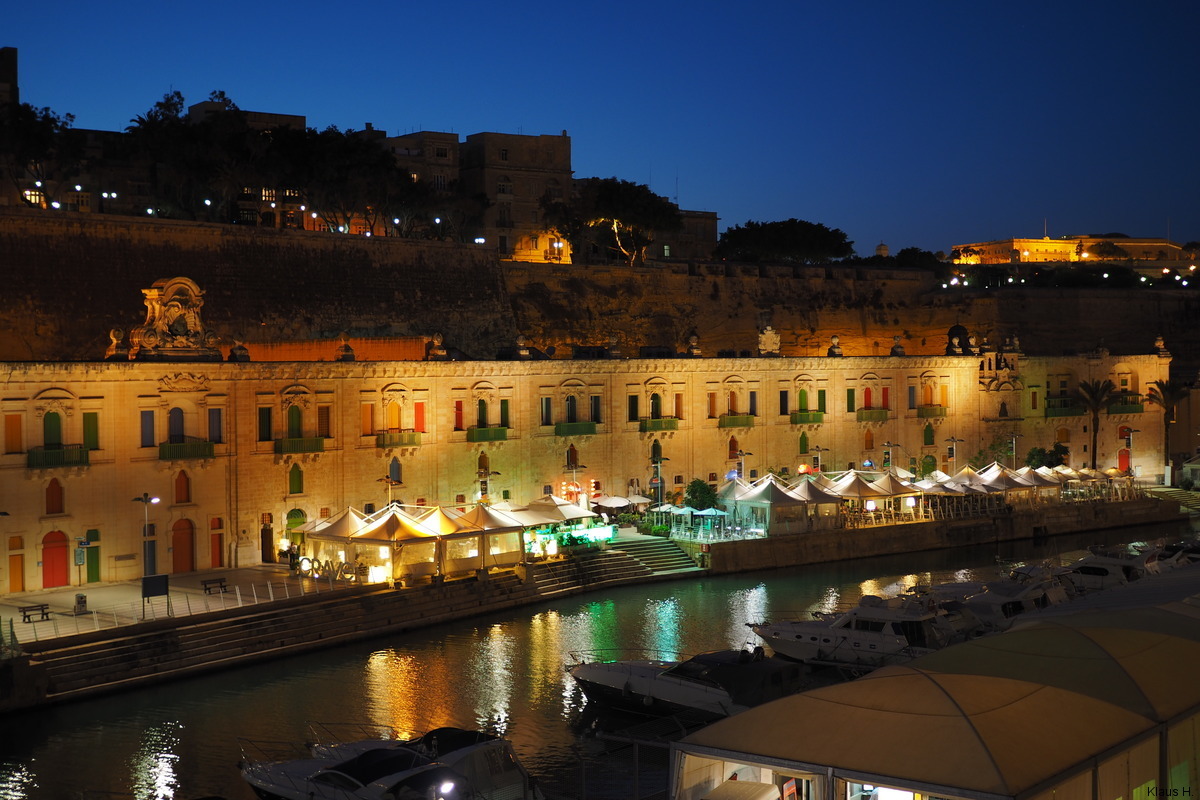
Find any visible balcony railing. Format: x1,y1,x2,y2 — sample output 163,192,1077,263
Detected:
554,421,597,436
158,438,216,460
27,444,89,468
376,430,423,447
916,405,947,418
466,425,509,442
789,411,824,424
639,417,679,432
717,414,755,428
856,408,890,422
274,437,326,454
1107,395,1144,415
1045,397,1085,418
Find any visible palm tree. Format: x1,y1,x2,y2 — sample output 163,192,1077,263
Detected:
1073,379,1118,469
1146,379,1191,483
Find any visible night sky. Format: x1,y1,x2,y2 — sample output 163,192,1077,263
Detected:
6,1,1198,254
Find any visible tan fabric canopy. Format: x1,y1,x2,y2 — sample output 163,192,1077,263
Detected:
681,665,1153,798
451,504,525,532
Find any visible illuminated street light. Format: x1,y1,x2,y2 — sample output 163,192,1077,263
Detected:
945,436,965,474
1009,432,1024,469
810,445,828,473
377,476,403,506
132,492,160,574
736,449,753,480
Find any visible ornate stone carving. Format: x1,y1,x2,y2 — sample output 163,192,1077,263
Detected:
758,326,781,356
158,373,211,393
33,398,73,419
127,277,222,362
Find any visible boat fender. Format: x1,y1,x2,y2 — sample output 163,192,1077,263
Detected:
642,695,654,707
622,681,632,698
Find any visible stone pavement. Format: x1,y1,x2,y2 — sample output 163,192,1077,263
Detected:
0,562,347,645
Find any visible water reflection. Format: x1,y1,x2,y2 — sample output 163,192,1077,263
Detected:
725,584,768,648
644,596,682,656
0,762,37,800
128,721,182,800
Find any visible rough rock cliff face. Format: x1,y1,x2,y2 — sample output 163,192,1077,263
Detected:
2,209,1197,374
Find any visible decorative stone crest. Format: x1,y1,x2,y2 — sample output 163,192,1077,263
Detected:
127,277,222,362
826,335,843,357
158,373,211,393
33,397,73,419
757,326,781,356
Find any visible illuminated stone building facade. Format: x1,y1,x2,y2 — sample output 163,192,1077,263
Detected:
953,236,1190,264
0,278,1171,594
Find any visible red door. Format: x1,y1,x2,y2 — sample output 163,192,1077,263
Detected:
1118,448,1131,473
41,530,69,588
210,532,224,568
172,519,195,573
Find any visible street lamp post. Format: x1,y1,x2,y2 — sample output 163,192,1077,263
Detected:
810,445,828,473
1008,432,1024,470
476,469,500,504
881,441,904,474
1126,429,1141,478
377,476,404,507
649,456,670,505
945,436,965,475
132,492,160,575
736,450,753,480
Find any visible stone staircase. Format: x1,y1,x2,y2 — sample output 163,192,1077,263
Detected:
1149,487,1200,513
608,536,702,573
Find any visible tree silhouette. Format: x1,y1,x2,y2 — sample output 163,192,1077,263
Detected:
1146,379,1191,482
1072,379,1118,469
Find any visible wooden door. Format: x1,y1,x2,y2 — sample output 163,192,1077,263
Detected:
42,531,69,588
172,519,195,573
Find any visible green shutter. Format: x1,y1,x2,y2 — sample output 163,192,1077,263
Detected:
846,389,856,413
258,407,272,441
499,399,510,428
817,390,826,413
83,412,99,450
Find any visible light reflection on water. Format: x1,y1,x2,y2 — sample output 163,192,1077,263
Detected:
0,524,1181,800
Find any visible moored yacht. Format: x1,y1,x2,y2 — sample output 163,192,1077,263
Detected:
749,590,977,671
567,647,819,719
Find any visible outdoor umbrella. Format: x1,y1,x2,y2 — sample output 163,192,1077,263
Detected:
625,493,654,505
829,471,891,499
592,495,632,509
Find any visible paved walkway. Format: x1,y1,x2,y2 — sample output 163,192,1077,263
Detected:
0,562,349,645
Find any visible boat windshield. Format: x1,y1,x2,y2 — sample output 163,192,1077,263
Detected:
313,747,430,787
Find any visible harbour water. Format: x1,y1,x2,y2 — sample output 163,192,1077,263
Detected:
0,521,1190,800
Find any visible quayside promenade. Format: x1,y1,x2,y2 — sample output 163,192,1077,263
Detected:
0,494,1187,716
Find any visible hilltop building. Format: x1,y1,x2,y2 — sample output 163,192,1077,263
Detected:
953,235,1190,264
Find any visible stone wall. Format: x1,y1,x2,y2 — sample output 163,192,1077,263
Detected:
3,209,1198,375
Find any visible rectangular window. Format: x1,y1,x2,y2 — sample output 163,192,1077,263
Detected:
908,386,917,409
663,244,671,258
846,389,856,413
590,395,602,424
414,401,426,432
674,392,684,419
818,389,827,413
317,405,331,438
940,385,949,406
707,392,717,418
541,397,553,426
749,391,758,416
83,412,99,450
779,390,789,415
627,395,639,422
360,403,374,435
882,387,890,410
1031,391,1038,410
208,408,223,443
140,410,155,447
257,407,272,442
3,414,22,453
454,400,464,431
500,398,510,428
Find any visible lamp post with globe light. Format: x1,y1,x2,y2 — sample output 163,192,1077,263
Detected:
132,492,160,575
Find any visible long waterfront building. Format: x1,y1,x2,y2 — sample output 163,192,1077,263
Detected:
0,277,1170,594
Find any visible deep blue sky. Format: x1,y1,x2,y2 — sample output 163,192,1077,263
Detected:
7,1,1198,254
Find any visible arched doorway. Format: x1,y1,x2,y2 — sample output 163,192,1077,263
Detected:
286,508,307,549
171,519,195,573
42,530,69,589
921,454,938,478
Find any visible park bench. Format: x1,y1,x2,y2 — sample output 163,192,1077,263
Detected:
19,603,50,623
201,577,228,594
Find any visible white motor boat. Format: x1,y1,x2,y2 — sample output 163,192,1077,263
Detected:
567,647,819,719
1062,543,1180,594
960,564,1074,632
749,590,976,670
239,725,543,800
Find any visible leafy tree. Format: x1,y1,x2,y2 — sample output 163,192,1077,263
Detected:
684,478,718,511
0,102,80,204
893,247,942,270
1088,241,1129,260
1146,379,1191,481
542,177,681,267
1072,379,1119,469
1024,443,1069,469
715,218,853,264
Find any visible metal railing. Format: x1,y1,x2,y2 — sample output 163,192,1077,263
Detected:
26,445,89,468
274,437,325,454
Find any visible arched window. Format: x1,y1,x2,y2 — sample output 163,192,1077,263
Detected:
798,388,809,411
174,470,191,503
168,407,185,443
566,444,579,469
923,385,934,406
651,439,663,463
288,463,303,494
385,401,401,430
45,478,64,514
477,452,490,472
389,456,402,483
728,437,740,460
864,430,874,451
999,401,1009,418
477,399,488,428
650,393,662,420
799,432,809,454
923,423,935,446
287,405,302,438
43,411,62,448
566,395,578,423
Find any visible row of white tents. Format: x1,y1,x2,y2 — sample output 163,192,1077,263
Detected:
290,494,605,583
